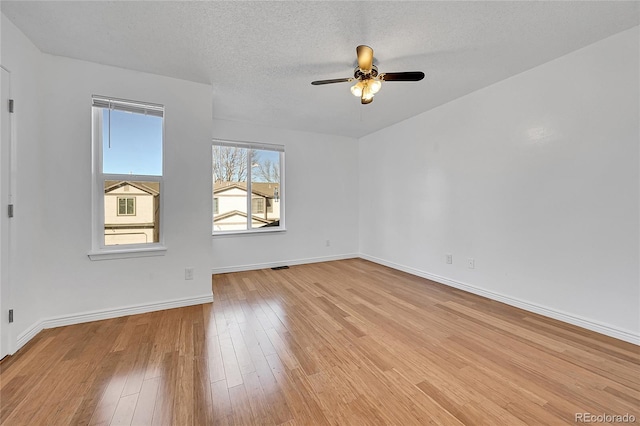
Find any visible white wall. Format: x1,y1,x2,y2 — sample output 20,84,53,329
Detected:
212,119,359,272
359,27,639,342
2,14,214,351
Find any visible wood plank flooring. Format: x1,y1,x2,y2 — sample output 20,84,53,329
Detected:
1,259,638,425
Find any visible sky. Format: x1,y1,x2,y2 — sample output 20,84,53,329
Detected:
102,109,163,176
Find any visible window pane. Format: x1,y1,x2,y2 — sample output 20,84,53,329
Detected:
105,181,160,245
213,146,249,232
251,149,280,229
212,143,283,233
102,109,163,176
252,197,264,214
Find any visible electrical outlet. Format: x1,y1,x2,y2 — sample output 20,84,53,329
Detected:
446,254,453,264
326,240,331,247
185,268,194,280
467,258,475,269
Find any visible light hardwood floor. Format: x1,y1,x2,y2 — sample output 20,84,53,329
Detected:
1,259,638,425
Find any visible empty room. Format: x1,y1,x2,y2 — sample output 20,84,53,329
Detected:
0,1,638,425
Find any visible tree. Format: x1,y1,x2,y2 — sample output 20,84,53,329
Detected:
212,146,249,182
213,146,279,183
253,158,280,183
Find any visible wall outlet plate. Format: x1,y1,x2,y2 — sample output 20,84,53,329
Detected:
185,268,194,280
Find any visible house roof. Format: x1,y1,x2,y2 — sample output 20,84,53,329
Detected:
213,210,271,224
214,182,279,199
105,181,160,196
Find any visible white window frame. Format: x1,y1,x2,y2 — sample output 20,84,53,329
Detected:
212,139,285,236
89,96,166,260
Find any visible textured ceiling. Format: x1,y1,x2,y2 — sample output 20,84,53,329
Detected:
2,1,638,138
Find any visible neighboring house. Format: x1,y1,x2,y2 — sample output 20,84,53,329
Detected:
213,182,280,231
104,181,160,245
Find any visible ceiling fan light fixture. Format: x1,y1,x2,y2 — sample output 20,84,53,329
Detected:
352,79,381,102
350,81,364,97
369,79,382,94
362,86,375,100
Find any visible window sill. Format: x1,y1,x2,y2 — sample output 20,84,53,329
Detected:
88,245,167,261
212,228,286,238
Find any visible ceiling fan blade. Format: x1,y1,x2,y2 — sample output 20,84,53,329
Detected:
380,71,425,82
311,78,352,85
357,45,374,71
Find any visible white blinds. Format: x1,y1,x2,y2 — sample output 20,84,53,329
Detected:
92,96,164,117
212,138,284,152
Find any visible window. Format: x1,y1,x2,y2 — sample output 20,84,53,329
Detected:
212,140,284,234
252,198,265,214
118,197,136,216
90,96,165,259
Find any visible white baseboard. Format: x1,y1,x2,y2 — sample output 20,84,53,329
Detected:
15,293,213,353
15,322,41,354
360,254,640,346
211,253,359,274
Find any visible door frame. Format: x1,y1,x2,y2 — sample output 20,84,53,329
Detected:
0,65,13,359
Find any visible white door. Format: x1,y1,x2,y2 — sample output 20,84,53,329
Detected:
0,66,12,359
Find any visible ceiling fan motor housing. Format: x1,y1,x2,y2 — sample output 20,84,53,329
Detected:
354,64,378,80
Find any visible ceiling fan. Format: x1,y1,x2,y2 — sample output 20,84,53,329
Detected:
311,45,425,105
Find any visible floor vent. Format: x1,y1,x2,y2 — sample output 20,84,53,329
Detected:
271,266,290,270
